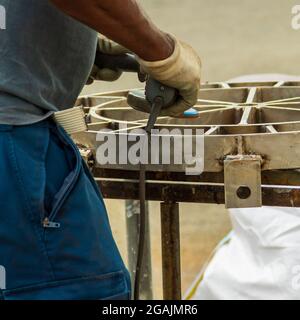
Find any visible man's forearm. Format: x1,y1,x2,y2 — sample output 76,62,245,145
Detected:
50,0,174,61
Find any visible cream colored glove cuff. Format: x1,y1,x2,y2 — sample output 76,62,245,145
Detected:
138,35,201,116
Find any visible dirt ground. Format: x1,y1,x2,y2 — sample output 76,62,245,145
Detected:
81,0,300,299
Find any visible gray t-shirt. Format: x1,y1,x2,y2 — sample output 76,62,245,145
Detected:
0,0,97,125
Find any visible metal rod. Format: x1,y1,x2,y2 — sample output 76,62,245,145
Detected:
97,179,300,207
125,200,153,300
160,202,182,300
94,168,300,187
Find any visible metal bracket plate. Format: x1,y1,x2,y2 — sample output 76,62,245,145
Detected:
224,155,262,208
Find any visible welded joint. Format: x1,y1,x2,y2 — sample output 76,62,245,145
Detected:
79,148,95,170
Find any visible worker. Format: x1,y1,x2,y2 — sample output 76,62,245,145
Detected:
0,0,201,300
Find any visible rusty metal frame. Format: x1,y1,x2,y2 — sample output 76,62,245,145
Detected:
75,81,300,300
93,168,300,299
93,168,300,207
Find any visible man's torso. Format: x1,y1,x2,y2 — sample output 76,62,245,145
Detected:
0,0,97,125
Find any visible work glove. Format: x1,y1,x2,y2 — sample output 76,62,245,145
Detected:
87,35,130,84
138,35,201,116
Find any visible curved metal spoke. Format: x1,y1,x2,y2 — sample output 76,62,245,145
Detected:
81,83,300,132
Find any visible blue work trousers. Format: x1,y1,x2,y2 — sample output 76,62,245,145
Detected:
0,119,130,300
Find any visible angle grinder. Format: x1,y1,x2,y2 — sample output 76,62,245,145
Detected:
95,51,199,124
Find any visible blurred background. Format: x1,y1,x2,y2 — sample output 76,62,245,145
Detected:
82,0,300,299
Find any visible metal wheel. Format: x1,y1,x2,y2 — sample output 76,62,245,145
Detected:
75,81,300,173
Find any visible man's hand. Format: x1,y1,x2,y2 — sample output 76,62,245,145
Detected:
87,36,130,84
139,35,201,116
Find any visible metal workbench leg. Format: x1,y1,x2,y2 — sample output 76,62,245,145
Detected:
160,202,182,300
126,200,153,300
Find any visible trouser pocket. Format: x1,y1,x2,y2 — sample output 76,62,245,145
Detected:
42,124,82,228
